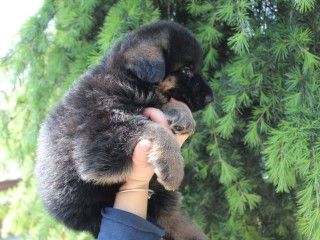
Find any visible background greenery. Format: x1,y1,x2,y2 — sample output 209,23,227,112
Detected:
1,0,320,239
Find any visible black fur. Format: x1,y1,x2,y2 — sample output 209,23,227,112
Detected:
35,21,212,239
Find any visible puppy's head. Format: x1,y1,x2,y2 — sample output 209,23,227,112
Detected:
122,21,213,112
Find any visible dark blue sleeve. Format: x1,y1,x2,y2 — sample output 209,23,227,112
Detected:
97,208,165,240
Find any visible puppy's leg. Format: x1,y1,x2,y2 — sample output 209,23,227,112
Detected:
162,102,196,135
158,210,208,240
143,123,184,190
145,102,195,190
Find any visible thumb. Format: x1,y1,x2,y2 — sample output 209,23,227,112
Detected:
132,139,152,165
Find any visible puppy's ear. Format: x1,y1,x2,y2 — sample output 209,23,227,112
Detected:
125,46,165,84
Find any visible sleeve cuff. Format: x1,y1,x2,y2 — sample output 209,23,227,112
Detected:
98,207,165,239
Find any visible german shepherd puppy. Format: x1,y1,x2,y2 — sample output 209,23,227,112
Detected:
35,21,212,239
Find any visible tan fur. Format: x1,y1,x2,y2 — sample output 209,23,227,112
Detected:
79,170,130,185
159,76,177,92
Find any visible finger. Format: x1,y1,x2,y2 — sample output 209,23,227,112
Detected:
132,139,151,165
143,107,170,129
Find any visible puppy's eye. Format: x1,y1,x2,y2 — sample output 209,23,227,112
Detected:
181,66,192,77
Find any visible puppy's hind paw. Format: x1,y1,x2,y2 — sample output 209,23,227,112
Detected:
148,145,184,191
154,157,184,191
145,124,185,190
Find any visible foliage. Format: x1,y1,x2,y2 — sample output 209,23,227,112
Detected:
1,0,320,239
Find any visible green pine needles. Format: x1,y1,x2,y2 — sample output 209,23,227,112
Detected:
1,0,320,239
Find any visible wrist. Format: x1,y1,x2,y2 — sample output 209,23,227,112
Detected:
115,183,152,219
119,181,150,191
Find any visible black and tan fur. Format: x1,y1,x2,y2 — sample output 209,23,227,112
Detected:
35,21,213,239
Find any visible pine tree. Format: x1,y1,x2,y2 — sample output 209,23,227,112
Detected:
1,0,320,239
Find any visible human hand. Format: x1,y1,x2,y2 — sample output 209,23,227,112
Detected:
119,139,153,190
121,99,193,190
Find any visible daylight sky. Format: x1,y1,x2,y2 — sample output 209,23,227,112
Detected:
0,0,42,56
0,1,43,178
0,0,42,109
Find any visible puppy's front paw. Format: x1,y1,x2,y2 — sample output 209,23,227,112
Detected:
145,125,184,190
162,102,196,135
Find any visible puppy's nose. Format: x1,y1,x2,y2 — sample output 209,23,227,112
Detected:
204,95,213,105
